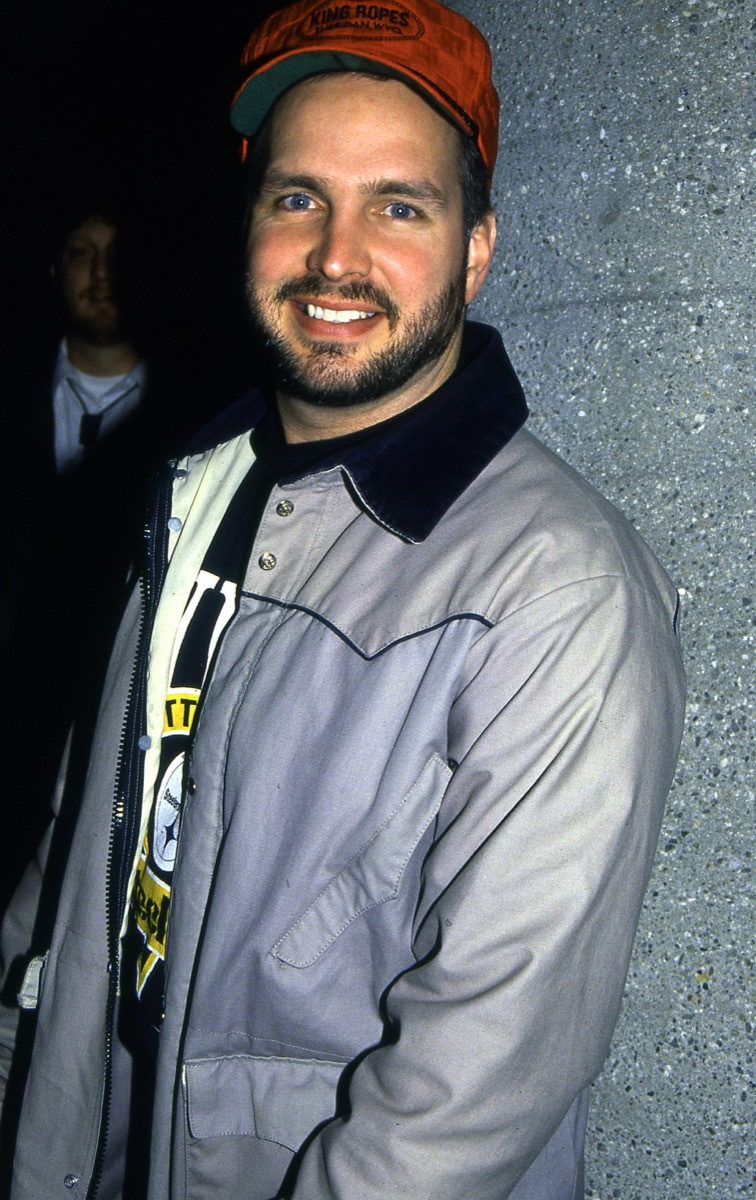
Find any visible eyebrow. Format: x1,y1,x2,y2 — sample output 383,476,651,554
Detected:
368,179,449,207
260,171,450,208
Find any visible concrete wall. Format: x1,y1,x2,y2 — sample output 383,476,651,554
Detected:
459,0,754,1195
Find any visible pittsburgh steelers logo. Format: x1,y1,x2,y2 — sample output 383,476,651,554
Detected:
152,755,185,873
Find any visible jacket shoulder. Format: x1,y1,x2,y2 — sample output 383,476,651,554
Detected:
444,427,679,624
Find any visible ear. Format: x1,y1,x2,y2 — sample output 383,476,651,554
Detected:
464,211,496,305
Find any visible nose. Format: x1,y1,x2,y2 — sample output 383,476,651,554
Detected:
306,209,370,281
92,247,113,285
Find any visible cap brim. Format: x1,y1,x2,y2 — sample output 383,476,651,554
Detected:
230,50,472,145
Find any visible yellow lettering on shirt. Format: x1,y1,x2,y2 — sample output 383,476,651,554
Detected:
164,688,201,735
132,841,171,994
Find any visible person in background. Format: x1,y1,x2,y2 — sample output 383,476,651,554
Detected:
0,192,173,912
0,2,686,1197
49,206,146,472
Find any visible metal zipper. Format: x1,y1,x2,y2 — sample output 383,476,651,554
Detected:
86,467,173,1200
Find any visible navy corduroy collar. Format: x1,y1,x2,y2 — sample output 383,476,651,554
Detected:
188,321,528,543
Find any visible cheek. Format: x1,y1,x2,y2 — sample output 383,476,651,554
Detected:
247,222,306,288
62,265,87,296
380,239,462,305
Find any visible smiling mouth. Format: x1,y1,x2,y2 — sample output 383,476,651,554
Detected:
302,303,378,324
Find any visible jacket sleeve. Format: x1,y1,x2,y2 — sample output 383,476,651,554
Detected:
290,571,685,1199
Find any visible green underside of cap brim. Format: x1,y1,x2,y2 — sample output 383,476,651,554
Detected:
231,51,449,138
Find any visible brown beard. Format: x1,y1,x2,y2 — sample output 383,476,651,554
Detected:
247,271,467,409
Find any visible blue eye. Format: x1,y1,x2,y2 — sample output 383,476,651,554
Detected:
385,202,416,220
281,193,314,211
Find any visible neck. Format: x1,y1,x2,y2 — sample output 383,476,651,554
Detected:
276,328,464,444
66,336,140,378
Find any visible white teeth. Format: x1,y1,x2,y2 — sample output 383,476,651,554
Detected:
305,304,376,323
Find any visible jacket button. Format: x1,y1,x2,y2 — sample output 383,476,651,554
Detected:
167,516,183,533
276,499,294,517
258,551,277,571
63,1176,79,1190
187,777,197,795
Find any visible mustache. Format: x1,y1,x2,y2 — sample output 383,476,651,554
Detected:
79,288,115,302
274,276,400,326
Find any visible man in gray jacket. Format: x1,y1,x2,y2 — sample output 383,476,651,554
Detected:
0,1,685,1198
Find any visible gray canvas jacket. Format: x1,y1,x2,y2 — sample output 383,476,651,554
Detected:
0,324,685,1200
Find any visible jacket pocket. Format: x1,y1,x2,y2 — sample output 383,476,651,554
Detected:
183,1054,345,1200
185,1053,345,1149
271,753,452,968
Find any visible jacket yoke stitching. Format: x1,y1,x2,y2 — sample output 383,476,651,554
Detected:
237,595,493,660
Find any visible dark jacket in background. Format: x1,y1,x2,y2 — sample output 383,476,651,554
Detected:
0,350,185,911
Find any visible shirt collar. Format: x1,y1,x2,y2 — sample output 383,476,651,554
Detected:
189,321,528,544
54,337,147,407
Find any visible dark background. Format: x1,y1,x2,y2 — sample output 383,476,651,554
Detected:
0,0,284,404
0,2,285,911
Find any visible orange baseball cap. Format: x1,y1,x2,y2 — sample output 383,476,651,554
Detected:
231,0,499,179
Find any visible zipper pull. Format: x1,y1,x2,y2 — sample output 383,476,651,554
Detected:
17,953,49,1010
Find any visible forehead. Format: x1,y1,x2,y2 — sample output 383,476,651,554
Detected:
65,216,118,248
266,73,462,192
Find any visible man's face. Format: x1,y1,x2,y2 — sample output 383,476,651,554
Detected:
55,216,123,345
246,73,493,416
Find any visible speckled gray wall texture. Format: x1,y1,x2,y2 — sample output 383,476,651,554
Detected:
455,0,754,1195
